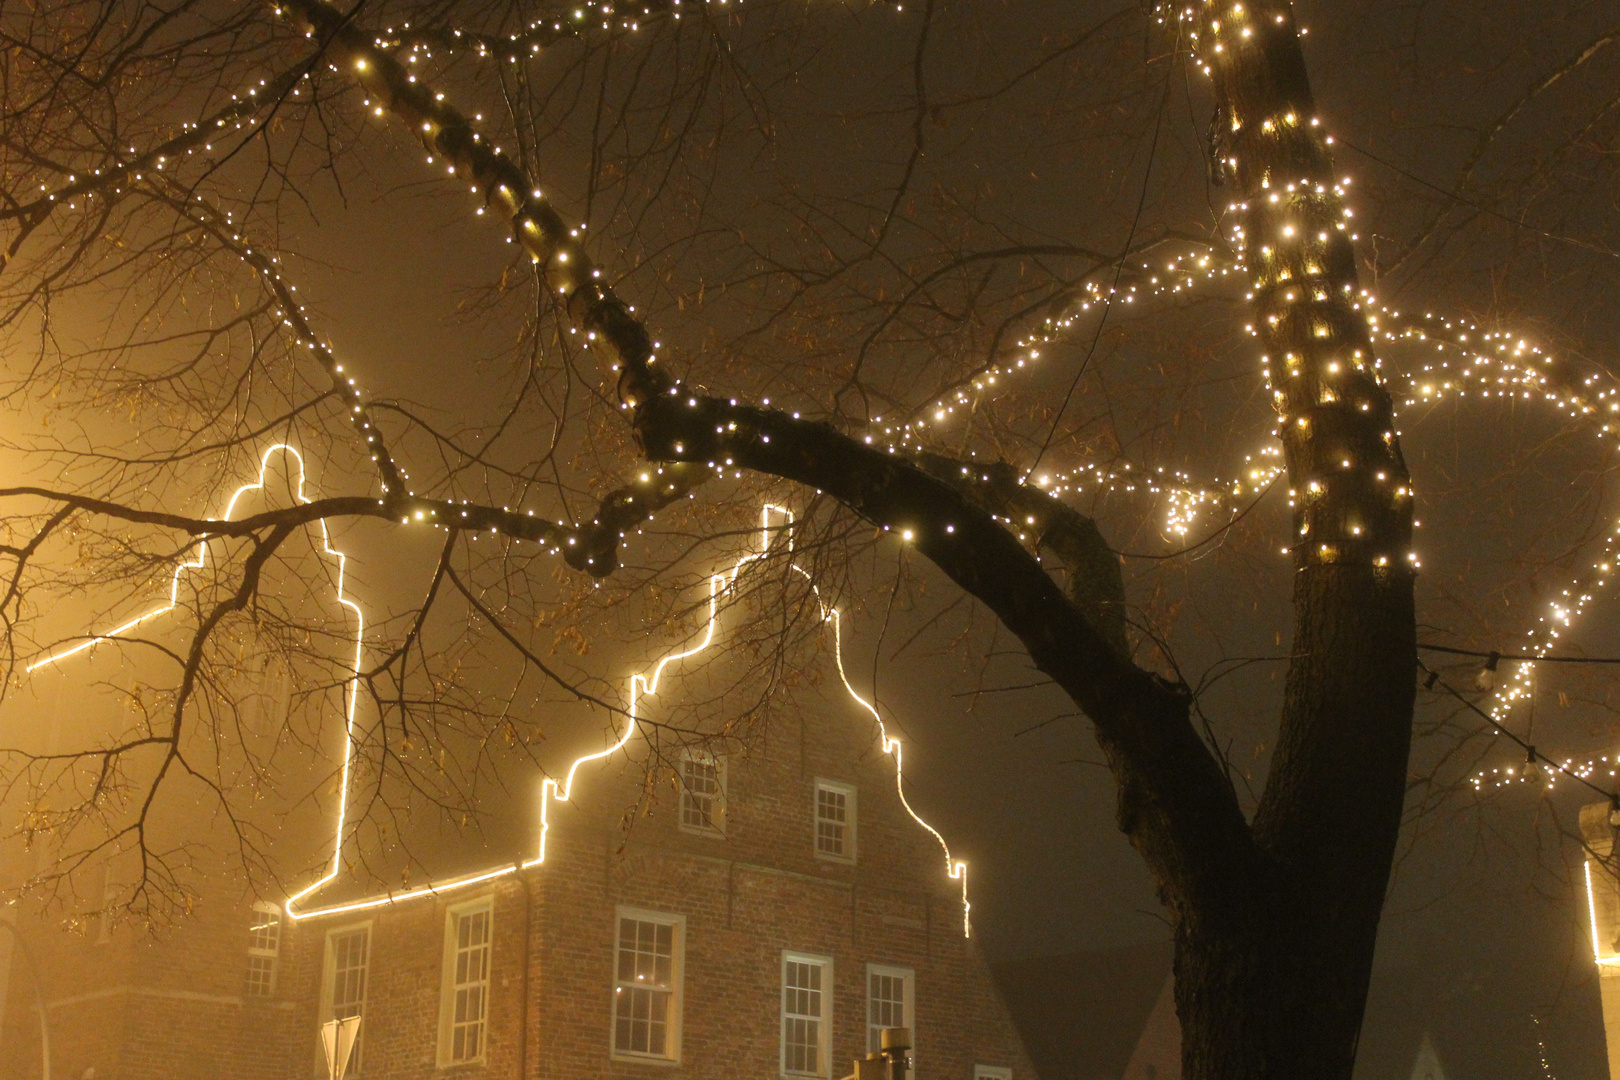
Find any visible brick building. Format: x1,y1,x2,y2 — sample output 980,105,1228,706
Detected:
0,659,1037,1080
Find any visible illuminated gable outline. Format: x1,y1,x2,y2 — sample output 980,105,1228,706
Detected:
25,451,970,930
281,502,970,933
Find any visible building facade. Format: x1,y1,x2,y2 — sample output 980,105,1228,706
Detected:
0,690,1036,1080
1582,800,1620,1080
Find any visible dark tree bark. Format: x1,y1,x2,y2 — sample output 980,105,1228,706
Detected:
1173,4,1418,1076
171,3,1419,1074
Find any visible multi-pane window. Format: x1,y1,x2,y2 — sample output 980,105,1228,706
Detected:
246,901,282,997
679,751,725,835
324,926,369,1074
613,909,683,1061
866,965,914,1055
815,780,856,862
782,953,832,1077
440,900,492,1064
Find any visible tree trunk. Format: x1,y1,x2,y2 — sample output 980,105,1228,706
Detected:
1175,907,1381,1080
1171,3,1419,1076
1176,566,1415,1079
274,3,1420,1074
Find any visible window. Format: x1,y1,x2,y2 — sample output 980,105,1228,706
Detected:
866,965,914,1055
679,751,725,836
246,901,282,997
321,924,370,1075
439,898,492,1065
251,651,292,737
815,780,856,863
94,865,117,944
974,1067,1011,1080
612,908,683,1062
781,952,832,1077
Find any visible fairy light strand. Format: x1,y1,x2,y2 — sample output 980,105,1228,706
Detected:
23,0,1620,940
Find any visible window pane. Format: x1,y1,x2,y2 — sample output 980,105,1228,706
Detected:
332,930,367,1017
246,954,275,997
328,928,368,1073
614,916,678,1058
248,909,280,953
681,756,723,831
816,786,850,857
446,908,492,1063
868,971,909,1053
784,958,827,1076
246,906,281,997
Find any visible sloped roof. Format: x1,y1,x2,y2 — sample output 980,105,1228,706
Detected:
1351,958,1601,1080
1120,974,1178,1080
991,940,1173,1080
1407,1033,1446,1080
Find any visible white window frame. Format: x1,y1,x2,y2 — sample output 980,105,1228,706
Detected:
781,951,833,1079
678,750,726,837
865,964,914,1056
974,1067,1011,1080
814,779,857,864
611,906,685,1065
246,900,282,998
438,896,493,1066
319,921,372,1076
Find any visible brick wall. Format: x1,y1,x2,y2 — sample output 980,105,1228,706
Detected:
0,889,302,1080
2,695,1037,1080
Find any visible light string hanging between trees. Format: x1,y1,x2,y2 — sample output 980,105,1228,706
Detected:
889,244,1620,792
384,0,1620,805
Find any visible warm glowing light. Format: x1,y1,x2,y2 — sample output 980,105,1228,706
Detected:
28,444,363,685
286,504,972,934
18,445,368,924
1587,860,1620,966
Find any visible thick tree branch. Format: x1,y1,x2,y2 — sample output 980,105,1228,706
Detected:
0,477,702,578
1183,2,1420,1070
909,451,1128,657
632,389,1254,909
274,0,674,414
270,0,1255,908
145,183,408,498
377,0,674,61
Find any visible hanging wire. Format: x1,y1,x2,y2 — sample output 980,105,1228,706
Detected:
1418,659,1617,804
1420,643,1620,665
